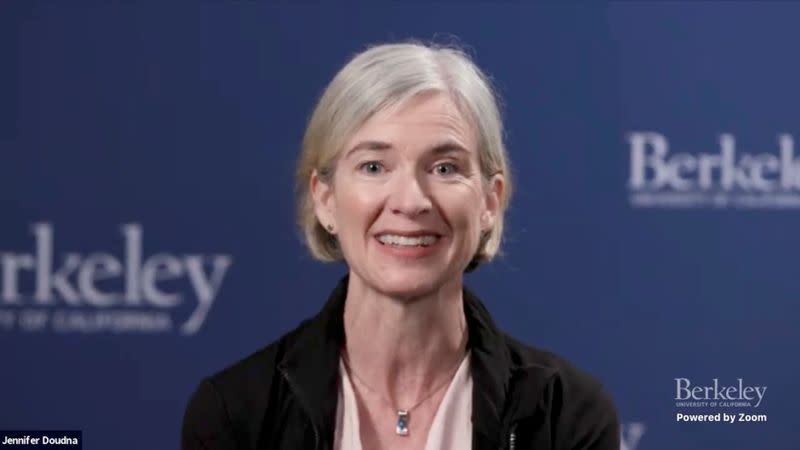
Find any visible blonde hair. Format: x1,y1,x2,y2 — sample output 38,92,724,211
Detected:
295,40,512,271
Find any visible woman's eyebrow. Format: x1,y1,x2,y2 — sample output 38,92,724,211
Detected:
430,142,469,155
344,140,392,158
344,140,469,158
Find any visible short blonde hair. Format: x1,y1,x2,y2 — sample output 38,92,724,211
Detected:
295,40,512,271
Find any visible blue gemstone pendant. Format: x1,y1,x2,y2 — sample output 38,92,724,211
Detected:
396,410,409,436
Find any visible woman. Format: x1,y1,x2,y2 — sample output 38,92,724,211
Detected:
182,41,619,450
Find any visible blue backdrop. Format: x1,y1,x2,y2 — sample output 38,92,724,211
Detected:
2,2,798,449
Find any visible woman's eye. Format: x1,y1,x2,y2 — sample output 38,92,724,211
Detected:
358,161,384,175
433,162,459,176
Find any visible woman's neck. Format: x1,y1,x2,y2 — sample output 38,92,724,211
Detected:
341,272,468,409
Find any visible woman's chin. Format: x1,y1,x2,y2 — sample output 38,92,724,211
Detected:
370,271,451,300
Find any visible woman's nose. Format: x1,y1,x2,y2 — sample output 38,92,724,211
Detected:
387,170,433,218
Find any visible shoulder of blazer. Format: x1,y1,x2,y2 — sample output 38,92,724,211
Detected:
182,317,316,449
503,332,602,390
502,333,620,450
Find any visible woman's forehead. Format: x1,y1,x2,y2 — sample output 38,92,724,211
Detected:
344,93,478,155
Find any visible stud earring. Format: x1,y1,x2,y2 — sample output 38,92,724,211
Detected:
326,224,334,233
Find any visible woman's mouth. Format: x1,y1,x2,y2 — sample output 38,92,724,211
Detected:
376,234,440,247
374,233,443,258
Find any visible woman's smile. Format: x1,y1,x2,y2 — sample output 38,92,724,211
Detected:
373,232,446,259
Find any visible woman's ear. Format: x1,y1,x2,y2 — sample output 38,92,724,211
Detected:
482,173,505,231
310,169,337,233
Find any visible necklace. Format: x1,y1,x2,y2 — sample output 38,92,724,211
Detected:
341,353,464,436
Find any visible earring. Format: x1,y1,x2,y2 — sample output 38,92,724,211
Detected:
326,224,334,233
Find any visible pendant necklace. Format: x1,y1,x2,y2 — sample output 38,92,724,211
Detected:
341,354,464,436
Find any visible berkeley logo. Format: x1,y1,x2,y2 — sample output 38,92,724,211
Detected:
0,223,232,335
627,132,800,209
675,378,767,408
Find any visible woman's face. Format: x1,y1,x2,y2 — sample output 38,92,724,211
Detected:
312,92,503,299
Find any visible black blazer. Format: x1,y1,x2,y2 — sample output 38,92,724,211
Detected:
182,276,620,449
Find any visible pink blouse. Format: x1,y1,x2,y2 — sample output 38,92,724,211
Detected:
333,352,473,450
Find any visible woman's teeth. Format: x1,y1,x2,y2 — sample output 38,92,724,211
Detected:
377,234,439,247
